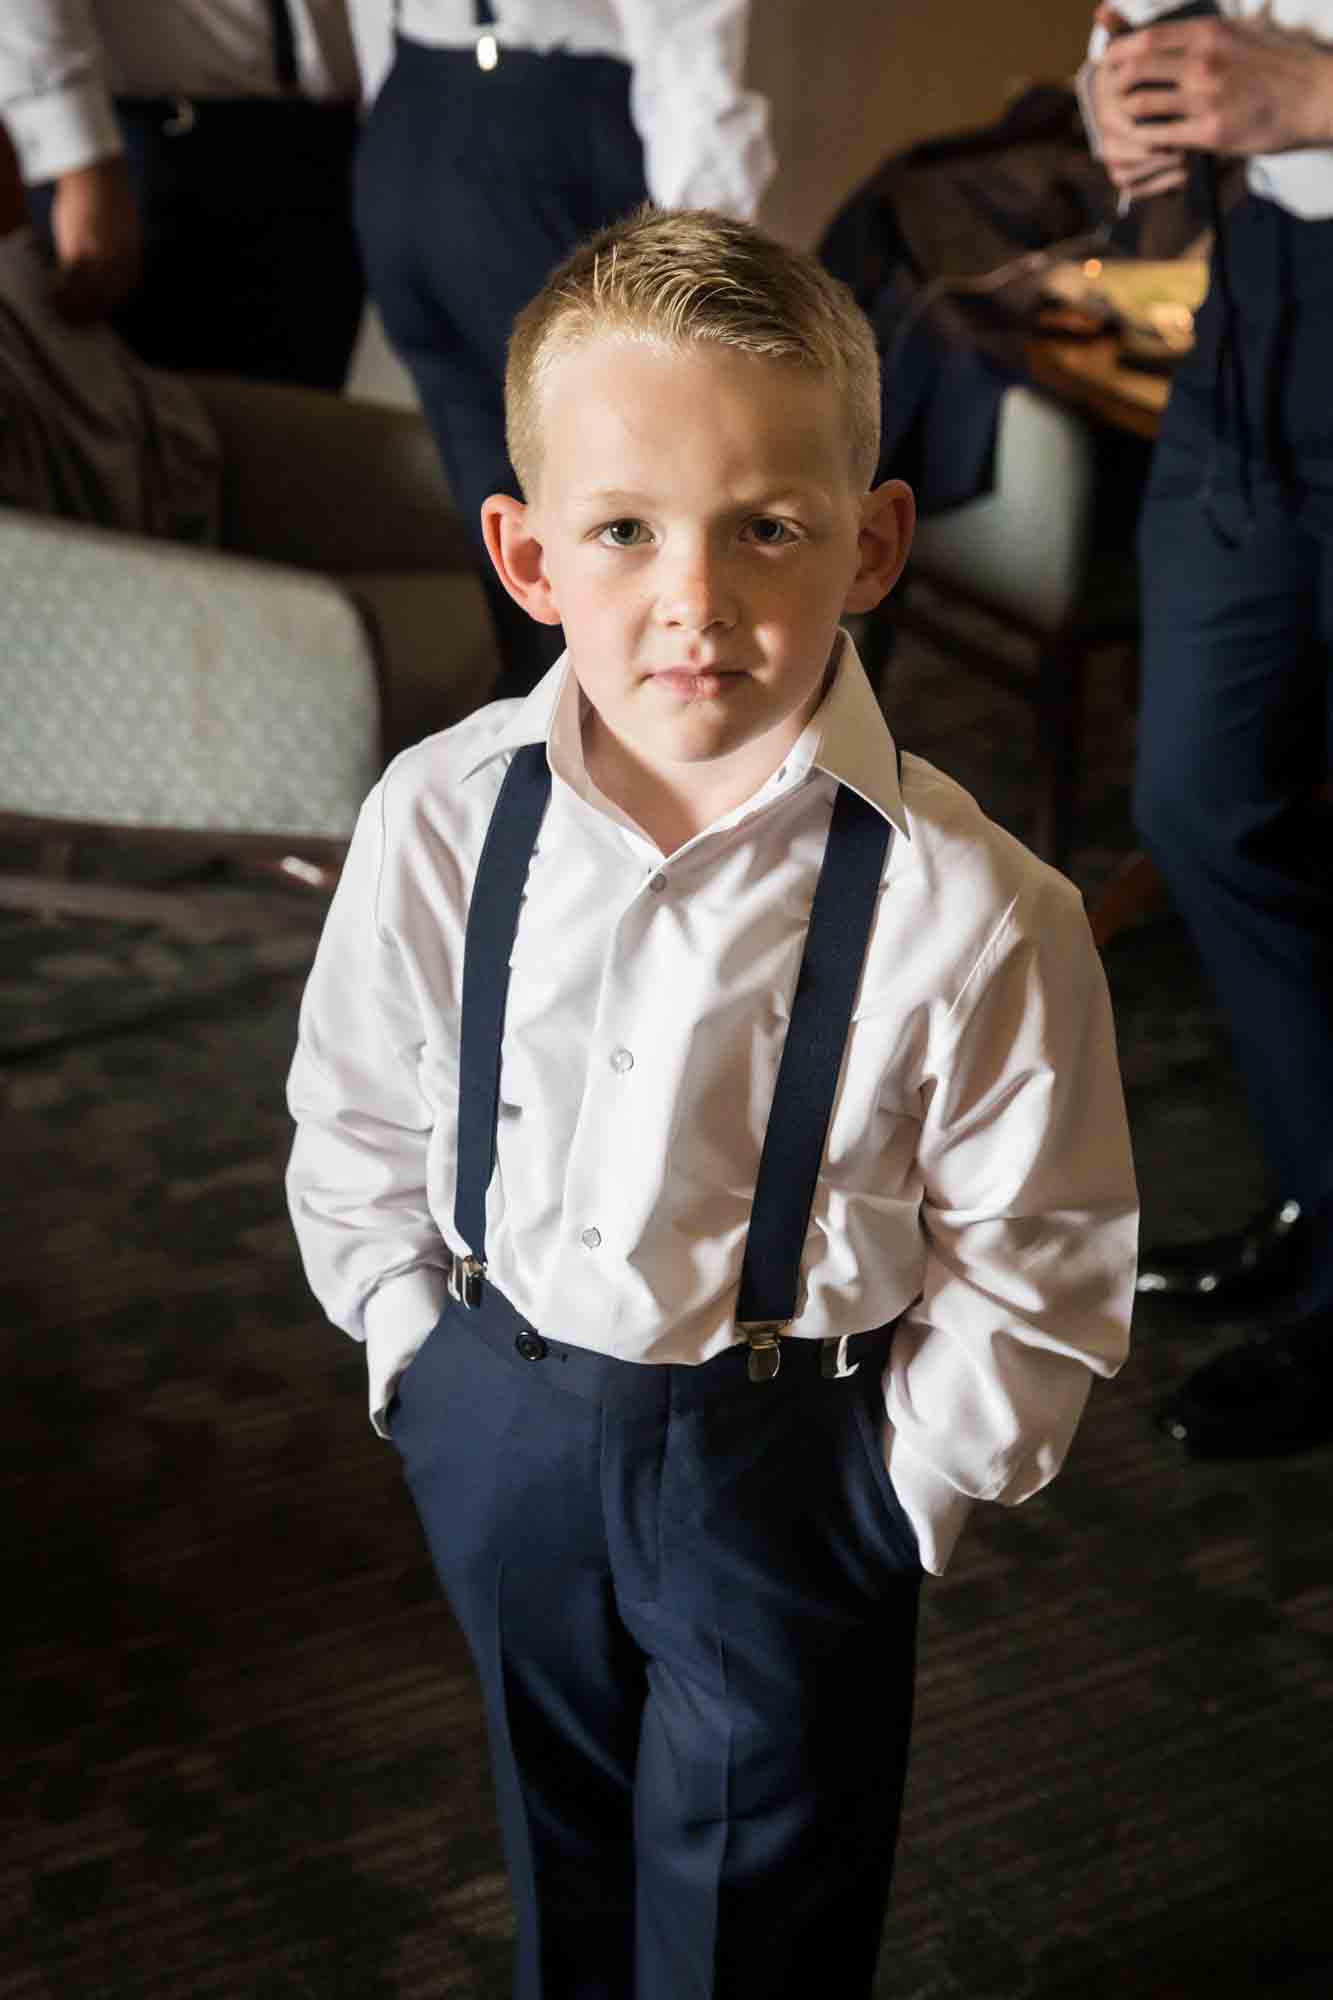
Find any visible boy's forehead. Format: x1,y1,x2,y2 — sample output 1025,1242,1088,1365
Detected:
536,330,853,485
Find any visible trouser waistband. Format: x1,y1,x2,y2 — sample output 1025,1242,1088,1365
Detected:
439,1270,899,1413
115,96,358,134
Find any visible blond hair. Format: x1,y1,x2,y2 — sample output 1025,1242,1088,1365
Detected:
505,206,882,497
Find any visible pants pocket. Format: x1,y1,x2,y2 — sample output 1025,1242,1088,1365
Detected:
850,1367,921,1572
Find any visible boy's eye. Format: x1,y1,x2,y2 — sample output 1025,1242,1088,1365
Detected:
746,517,798,546
598,518,649,547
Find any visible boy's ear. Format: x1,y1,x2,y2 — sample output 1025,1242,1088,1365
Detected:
480,494,564,626
843,478,915,616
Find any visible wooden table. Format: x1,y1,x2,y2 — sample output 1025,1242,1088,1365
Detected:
1025,332,1171,443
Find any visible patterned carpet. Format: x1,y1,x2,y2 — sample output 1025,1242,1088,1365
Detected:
4,630,1331,1999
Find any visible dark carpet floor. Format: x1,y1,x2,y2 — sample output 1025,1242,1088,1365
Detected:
4,629,1331,2000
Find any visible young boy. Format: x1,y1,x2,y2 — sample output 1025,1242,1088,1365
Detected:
287,207,1137,2000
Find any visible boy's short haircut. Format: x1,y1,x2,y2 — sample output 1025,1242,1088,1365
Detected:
505,205,883,497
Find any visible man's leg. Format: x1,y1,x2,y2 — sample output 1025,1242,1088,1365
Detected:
57,100,366,387
353,38,648,697
1134,392,1333,1448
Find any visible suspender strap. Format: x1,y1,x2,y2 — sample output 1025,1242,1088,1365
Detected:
735,785,892,1333
265,0,299,91
454,744,552,1265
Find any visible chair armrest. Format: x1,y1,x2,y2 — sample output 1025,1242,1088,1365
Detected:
183,374,477,576
1,508,381,839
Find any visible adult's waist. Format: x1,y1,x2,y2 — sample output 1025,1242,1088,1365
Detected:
115,95,358,132
391,30,630,94
395,1,625,62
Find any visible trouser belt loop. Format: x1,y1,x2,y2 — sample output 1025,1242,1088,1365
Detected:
821,1333,860,1379
448,1251,486,1308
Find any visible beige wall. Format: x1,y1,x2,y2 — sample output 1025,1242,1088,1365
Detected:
750,0,1096,248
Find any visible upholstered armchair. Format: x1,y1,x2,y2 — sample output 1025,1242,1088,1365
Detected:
0,375,501,930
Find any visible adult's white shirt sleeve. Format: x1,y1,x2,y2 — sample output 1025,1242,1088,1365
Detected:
882,873,1138,1574
0,0,122,184
286,779,451,1433
616,0,775,217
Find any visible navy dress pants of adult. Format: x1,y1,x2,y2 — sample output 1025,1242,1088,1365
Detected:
1133,196,1333,1306
389,1289,921,2000
354,36,651,698
29,97,364,389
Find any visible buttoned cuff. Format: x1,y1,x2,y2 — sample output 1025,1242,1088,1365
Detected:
7,80,123,185
363,1267,449,1438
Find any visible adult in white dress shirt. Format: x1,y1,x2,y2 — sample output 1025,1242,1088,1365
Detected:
353,0,775,695
0,0,365,386
1083,0,1333,1453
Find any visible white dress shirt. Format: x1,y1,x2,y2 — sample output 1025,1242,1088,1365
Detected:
1081,0,1333,219
385,0,774,219
287,636,1138,1576
1,1,774,224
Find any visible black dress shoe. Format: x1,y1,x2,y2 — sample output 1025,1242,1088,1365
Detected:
1157,1310,1333,1458
1135,1197,1310,1307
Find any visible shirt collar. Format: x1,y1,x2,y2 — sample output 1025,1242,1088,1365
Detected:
460,631,909,841
805,630,909,839
459,657,568,783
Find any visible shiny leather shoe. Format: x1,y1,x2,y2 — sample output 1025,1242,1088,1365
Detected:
1135,1197,1310,1307
1157,1311,1333,1458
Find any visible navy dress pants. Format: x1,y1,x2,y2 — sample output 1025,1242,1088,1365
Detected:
354,36,651,697
29,98,364,389
1134,198,1333,1301
390,1288,921,2000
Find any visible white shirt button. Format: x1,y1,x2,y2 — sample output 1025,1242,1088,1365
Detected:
648,872,667,894
610,1047,634,1074
580,1226,602,1249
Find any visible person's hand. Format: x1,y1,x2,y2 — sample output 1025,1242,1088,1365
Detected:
48,156,142,321
1097,7,1333,193
1091,5,1189,199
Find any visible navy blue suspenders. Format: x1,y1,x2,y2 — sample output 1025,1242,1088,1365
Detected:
453,744,554,1303
451,741,894,1376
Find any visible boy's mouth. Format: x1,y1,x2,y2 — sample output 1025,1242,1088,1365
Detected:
650,667,745,700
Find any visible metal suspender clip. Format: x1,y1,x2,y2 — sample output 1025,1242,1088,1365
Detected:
448,1253,486,1309
739,1322,787,1383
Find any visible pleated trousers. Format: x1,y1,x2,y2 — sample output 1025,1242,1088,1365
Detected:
389,1286,921,2000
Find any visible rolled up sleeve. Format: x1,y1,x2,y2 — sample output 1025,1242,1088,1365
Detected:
0,1,122,183
884,876,1138,1571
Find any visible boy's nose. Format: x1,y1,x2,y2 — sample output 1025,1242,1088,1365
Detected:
657,546,736,634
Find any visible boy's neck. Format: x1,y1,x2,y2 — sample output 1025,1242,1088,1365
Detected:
582,699,820,857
